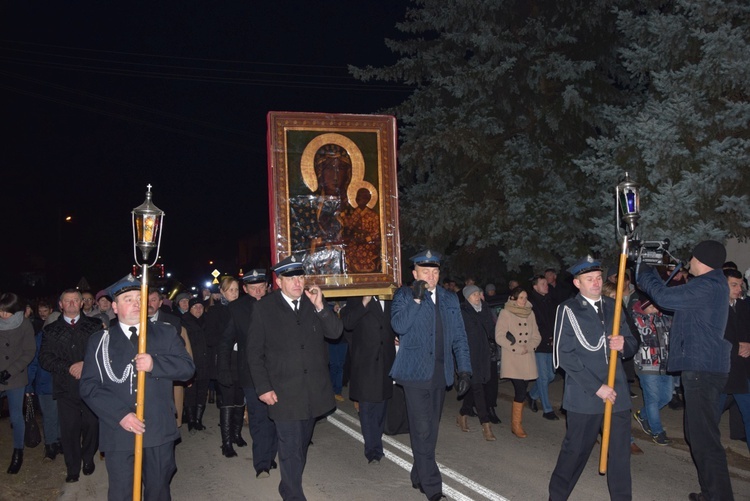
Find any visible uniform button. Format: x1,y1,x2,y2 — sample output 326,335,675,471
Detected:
303,369,308,374
301,344,305,349
5,343,8,347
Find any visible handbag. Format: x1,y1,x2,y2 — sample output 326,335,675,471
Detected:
24,394,42,448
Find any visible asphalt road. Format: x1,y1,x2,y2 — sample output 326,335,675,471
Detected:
57,378,750,501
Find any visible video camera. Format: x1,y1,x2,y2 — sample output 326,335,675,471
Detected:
627,239,672,266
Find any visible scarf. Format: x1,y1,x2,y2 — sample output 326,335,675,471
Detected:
0,311,24,331
504,300,532,318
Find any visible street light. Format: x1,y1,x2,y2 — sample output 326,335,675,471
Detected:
130,184,164,501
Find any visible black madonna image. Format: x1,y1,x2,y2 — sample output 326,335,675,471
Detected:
266,112,400,293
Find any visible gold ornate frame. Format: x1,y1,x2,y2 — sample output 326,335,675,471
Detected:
266,111,401,297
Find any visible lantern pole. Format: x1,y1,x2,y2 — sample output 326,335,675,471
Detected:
600,173,639,474
130,185,164,500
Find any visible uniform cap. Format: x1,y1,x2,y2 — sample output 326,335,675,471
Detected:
410,249,441,268
273,255,306,277
567,256,602,277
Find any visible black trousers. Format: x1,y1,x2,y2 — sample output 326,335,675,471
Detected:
243,386,278,473
359,400,387,461
549,410,631,501
403,384,446,499
57,396,99,476
105,443,176,501
484,366,498,407
218,381,245,407
275,417,315,501
460,382,489,423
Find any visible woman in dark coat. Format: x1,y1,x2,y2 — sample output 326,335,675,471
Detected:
180,298,210,434
204,276,246,457
458,286,497,441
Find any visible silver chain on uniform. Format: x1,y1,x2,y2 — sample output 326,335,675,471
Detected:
94,330,135,394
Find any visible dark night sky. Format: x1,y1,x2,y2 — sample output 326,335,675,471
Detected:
1,1,409,295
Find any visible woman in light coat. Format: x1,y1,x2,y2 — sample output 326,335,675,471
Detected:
495,286,541,438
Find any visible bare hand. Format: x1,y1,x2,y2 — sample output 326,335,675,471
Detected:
259,390,278,406
120,412,145,434
607,335,624,353
134,353,153,372
69,361,84,380
739,342,750,358
304,286,324,310
596,384,617,404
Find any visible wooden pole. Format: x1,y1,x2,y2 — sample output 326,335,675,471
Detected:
599,236,629,474
133,264,149,501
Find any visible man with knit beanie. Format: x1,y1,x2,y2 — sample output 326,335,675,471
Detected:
637,240,734,501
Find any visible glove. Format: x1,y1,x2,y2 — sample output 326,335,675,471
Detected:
411,280,428,301
0,370,10,385
455,372,471,397
506,331,516,346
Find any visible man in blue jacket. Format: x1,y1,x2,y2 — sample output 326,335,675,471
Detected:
390,249,471,501
637,240,733,501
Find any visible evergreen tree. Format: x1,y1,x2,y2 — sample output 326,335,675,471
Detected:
352,0,629,274
575,0,750,263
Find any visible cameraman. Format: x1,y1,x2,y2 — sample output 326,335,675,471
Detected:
636,240,733,501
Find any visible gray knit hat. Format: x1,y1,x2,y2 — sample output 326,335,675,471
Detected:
463,285,482,300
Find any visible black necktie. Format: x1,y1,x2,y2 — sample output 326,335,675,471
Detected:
292,299,299,314
595,300,605,323
129,326,139,349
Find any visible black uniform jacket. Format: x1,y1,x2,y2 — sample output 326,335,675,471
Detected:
554,293,638,414
342,298,396,403
247,290,342,421
79,322,195,451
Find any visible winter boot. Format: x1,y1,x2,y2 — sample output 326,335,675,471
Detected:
456,414,470,432
511,401,527,438
185,406,196,433
481,422,496,441
7,448,23,474
220,407,237,458
232,406,248,447
194,404,206,431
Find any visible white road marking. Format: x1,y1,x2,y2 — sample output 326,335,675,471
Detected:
327,409,509,501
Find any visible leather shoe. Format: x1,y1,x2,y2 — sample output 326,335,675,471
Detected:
270,460,278,469
256,469,270,478
66,474,80,483
688,494,706,501
428,493,447,501
630,442,644,455
526,392,538,413
368,458,380,465
82,462,95,475
543,411,560,421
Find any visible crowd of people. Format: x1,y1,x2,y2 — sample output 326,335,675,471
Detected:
1,239,749,500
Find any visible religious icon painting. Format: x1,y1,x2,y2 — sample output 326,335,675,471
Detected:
267,111,401,297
